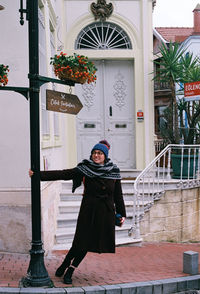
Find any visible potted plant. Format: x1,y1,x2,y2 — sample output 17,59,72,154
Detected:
50,52,97,84
154,42,200,178
0,64,9,86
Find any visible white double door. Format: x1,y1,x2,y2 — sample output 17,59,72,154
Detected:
75,60,135,169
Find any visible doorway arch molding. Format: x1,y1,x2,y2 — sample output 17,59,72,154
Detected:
64,13,141,56
63,12,146,171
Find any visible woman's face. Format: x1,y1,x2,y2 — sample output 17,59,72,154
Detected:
91,149,105,165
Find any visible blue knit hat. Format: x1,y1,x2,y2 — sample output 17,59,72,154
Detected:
91,140,110,159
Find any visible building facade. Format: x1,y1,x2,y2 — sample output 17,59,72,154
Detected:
0,0,155,253
153,4,200,141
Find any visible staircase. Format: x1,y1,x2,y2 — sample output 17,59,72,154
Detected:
52,145,200,250
129,144,200,239
53,169,142,250
49,144,200,250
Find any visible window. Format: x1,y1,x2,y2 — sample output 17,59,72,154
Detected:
155,105,167,135
75,22,132,50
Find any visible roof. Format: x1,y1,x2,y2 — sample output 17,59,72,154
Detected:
155,27,194,43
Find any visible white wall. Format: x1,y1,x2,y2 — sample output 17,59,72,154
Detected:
0,0,30,189
0,0,71,253
183,35,200,58
65,0,141,33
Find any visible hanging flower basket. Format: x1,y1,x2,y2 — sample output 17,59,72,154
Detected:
50,52,97,84
0,64,9,86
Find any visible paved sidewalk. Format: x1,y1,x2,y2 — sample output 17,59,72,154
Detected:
0,242,200,291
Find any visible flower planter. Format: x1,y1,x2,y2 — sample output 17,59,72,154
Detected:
171,153,199,179
50,53,97,84
55,66,87,84
0,64,9,86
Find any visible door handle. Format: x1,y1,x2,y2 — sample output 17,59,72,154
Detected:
109,106,112,116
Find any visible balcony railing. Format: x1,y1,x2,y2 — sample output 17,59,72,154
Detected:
154,80,170,91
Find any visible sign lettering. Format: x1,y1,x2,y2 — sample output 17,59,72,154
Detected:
46,89,83,115
184,81,200,101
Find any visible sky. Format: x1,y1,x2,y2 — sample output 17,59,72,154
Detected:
153,0,199,27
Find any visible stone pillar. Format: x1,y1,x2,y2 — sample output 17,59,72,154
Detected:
183,251,199,275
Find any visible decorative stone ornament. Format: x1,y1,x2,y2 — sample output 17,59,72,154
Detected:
90,0,113,22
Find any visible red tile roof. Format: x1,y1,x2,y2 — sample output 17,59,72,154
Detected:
155,27,194,43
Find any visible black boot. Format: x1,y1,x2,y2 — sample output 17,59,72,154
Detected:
63,266,75,284
55,257,71,277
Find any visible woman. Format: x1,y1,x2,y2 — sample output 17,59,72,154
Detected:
29,140,126,284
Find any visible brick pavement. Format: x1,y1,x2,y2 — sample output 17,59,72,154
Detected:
0,242,200,288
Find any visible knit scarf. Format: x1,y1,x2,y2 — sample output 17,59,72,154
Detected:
72,159,121,192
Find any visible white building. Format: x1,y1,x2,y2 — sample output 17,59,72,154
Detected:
0,0,155,253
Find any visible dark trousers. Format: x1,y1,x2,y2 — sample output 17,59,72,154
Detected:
64,247,87,268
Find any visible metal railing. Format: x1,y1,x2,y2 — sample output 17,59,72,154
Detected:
154,80,170,91
129,144,200,239
154,138,166,153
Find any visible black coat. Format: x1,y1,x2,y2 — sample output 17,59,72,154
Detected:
40,167,126,253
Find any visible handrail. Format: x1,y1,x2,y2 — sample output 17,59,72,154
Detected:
129,144,200,239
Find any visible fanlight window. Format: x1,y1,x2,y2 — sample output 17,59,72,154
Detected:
75,22,132,50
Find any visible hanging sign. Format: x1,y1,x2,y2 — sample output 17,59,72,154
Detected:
184,81,200,101
46,89,83,115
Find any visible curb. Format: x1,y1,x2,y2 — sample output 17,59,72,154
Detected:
0,275,200,294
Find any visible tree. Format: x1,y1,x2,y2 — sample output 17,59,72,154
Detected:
154,41,200,144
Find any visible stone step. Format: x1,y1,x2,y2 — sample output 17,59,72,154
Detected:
120,169,142,179
116,236,142,247
53,167,183,250
54,224,142,250
60,194,137,204
59,190,163,206
60,179,179,197
55,230,133,245
60,183,83,194
52,235,142,251
60,193,83,201
56,212,137,229
58,201,81,213
60,176,179,194
56,222,133,242
60,189,136,202
54,169,169,249
57,213,78,228
61,179,136,192
55,228,133,244
58,200,136,214
135,179,181,192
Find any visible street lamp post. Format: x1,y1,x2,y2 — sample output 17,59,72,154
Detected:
21,0,53,287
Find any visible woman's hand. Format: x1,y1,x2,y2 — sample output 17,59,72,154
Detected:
120,217,125,226
29,169,34,177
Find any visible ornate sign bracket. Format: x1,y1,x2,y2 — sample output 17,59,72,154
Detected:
90,0,113,22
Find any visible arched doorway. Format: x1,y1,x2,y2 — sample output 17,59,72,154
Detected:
75,22,135,169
